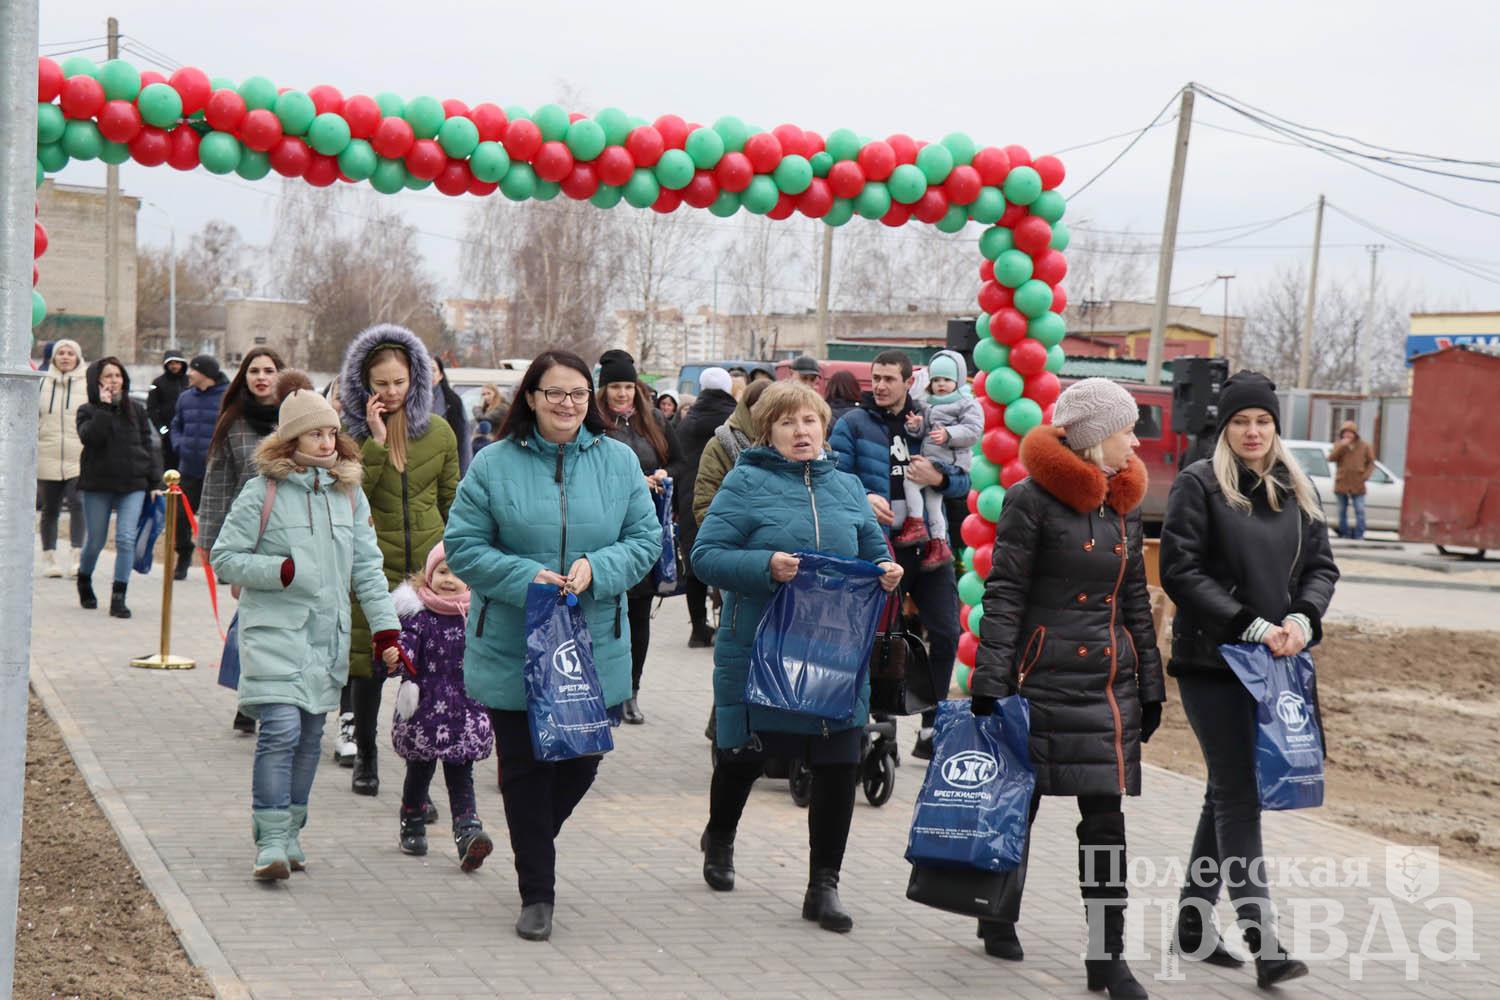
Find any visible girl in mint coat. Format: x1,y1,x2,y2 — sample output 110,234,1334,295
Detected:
211,379,404,881
444,350,659,943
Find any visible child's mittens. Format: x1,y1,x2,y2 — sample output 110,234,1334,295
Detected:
394,678,420,721
373,629,415,677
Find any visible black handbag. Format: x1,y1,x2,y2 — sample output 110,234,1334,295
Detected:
869,593,938,716
906,863,1021,921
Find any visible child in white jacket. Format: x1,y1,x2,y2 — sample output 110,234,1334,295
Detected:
896,350,983,571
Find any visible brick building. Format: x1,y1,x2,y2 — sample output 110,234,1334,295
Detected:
34,181,139,362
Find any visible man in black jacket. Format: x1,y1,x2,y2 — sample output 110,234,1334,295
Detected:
672,366,738,647
145,351,189,471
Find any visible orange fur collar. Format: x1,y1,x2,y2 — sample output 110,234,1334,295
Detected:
1018,426,1148,514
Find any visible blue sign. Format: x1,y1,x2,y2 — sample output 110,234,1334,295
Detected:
1406,332,1500,363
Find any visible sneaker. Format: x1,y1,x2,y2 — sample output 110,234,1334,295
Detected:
920,537,955,573
399,812,428,856
893,516,929,550
334,712,357,766
455,819,494,873
42,551,62,579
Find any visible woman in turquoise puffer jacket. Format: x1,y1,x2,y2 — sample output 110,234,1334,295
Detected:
691,381,902,934
443,350,660,945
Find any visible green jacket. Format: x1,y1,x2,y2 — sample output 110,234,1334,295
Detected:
692,392,755,526
444,426,661,712
210,443,398,716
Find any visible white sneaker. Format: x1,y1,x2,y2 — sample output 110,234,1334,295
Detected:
65,546,80,577
42,551,61,578
334,712,357,766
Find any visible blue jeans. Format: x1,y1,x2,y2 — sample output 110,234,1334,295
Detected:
1337,493,1366,539
251,704,327,811
78,490,146,584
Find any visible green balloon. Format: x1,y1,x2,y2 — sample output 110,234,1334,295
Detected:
968,603,984,636
970,187,1006,225
98,59,141,101
98,140,130,165
708,191,741,218
565,119,606,161
888,163,926,204
623,169,660,208
1002,165,1043,206
742,175,779,214
1029,312,1067,348
987,366,1025,404
198,131,243,174
935,204,969,233
994,249,1034,288
977,485,1007,522
210,76,236,93
404,96,445,140
404,174,433,192
625,115,648,130
1031,189,1066,224
533,180,560,201
1045,344,1066,374
36,143,69,173
825,128,859,162
62,122,101,161
976,313,991,340
35,159,43,187
235,149,271,181
437,115,480,159
685,127,725,170
504,105,530,122
500,163,537,201
916,142,954,184
970,455,1000,491
810,151,833,177
590,185,624,209
37,103,65,145
654,148,695,190
824,199,855,227
712,115,749,153
32,289,46,327
59,57,98,80
375,92,406,118
855,181,891,220
973,337,1009,373
1005,397,1044,436
238,76,279,112
137,83,183,129
1014,279,1055,318
532,104,570,142
773,155,813,195
337,139,378,181
979,225,1014,260
594,107,631,146
957,571,986,609
308,112,353,156
1049,220,1071,251
941,132,977,166
369,157,407,194
274,91,315,136
470,141,511,183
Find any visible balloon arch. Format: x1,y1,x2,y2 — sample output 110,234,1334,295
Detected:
31,54,1075,690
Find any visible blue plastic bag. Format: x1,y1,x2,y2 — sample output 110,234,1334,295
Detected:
133,496,166,575
745,552,886,721
523,583,614,762
216,612,240,690
1220,643,1325,811
652,477,680,595
905,697,1036,872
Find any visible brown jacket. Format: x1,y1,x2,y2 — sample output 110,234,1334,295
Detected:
1328,421,1375,496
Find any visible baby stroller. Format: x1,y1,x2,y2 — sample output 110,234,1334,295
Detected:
785,714,899,808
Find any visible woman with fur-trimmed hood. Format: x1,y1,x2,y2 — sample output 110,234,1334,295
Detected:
339,324,460,798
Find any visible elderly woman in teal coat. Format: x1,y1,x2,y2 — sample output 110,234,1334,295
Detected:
691,380,902,934
443,349,660,944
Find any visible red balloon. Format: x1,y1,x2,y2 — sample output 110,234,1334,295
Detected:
827,160,865,199
33,263,39,286
944,164,982,205
502,118,542,162
651,188,683,214
33,221,47,258
971,369,989,401
1024,372,1062,408
404,139,447,181
306,84,344,117
957,631,979,668
991,307,1029,346
743,132,783,173
1042,403,1056,424
767,193,798,220
1033,250,1068,286
138,70,167,89
887,133,917,166
38,57,64,103
560,163,600,200
981,428,1021,466
1013,216,1053,256
592,146,634,187
966,490,981,517
166,126,201,171
1051,284,1068,314
470,102,507,143
912,187,949,224
467,176,500,197
441,98,470,119
654,114,688,150
533,141,575,182
97,100,143,144
240,108,284,153
714,151,753,193
337,95,379,140
771,123,807,158
1010,338,1049,377
796,178,834,219
59,75,105,120
680,170,719,209
625,125,664,167
980,396,1005,426
1003,144,1033,168
433,159,472,195
371,115,415,159
856,140,896,181
971,543,993,580
879,202,913,227
269,136,312,178
205,88,247,133
1001,459,1028,489
977,282,1012,315
1034,154,1065,190
979,259,995,283
972,146,1012,186
997,203,1027,228
128,126,170,166
568,111,585,124
961,514,997,551
305,154,340,188
167,67,212,115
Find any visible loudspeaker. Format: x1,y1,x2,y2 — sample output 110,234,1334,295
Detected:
1171,356,1229,435
946,317,979,374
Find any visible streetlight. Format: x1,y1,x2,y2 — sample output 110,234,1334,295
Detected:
141,200,176,352
1216,273,1236,365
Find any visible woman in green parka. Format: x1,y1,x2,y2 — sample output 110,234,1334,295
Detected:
340,324,459,797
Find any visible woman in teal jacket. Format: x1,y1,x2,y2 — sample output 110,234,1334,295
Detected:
444,350,659,944
691,381,902,934
211,380,403,882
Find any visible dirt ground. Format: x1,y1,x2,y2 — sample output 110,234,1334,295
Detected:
1144,622,1500,875
13,694,213,1000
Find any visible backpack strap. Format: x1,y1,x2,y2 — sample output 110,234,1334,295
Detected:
251,479,278,553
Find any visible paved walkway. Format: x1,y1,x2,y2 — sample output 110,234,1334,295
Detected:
25,562,1500,999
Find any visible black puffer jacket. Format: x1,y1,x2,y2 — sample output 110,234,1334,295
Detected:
972,427,1165,797
1160,458,1339,675
606,406,683,595
76,361,162,494
670,388,738,533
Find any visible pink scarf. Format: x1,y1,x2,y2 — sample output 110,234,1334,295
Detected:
416,542,470,620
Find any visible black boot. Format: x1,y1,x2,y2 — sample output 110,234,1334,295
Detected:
801,866,853,933
77,575,97,610
978,920,1025,960
232,711,257,735
622,696,645,725
515,902,554,941
454,817,494,873
1174,901,1244,967
173,549,191,580
1242,925,1309,988
422,799,439,824
399,810,427,856
352,753,379,796
700,827,735,891
109,581,131,619
688,626,716,649
1079,811,1146,999
1083,903,1147,998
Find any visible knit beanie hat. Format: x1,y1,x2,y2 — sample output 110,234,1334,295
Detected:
598,349,638,386
699,366,732,393
927,353,961,384
189,354,222,381
277,388,341,442
1215,371,1281,437
1052,377,1139,450
425,541,448,583
790,355,820,375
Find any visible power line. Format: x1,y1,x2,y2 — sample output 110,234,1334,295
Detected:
1073,203,1315,239
1326,203,1500,287
1064,90,1183,201
1046,116,1177,157
120,35,186,71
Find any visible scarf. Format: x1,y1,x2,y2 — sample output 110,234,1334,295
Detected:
293,450,338,469
612,405,636,422
416,583,470,621
243,397,279,437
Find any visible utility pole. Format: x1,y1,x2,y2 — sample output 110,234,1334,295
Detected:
815,226,833,358
710,263,718,358
1216,273,1236,367
1145,85,1195,386
105,17,123,360
1360,244,1384,397
1297,194,1325,389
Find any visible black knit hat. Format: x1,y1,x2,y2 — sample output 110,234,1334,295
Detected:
598,349,637,386
189,354,223,381
1216,370,1281,437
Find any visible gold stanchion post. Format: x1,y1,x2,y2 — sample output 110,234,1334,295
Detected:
132,470,195,669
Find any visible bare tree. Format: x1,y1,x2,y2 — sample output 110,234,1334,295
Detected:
720,216,807,356
620,210,696,368
506,199,626,360
1063,225,1153,305
185,220,253,302
458,196,513,363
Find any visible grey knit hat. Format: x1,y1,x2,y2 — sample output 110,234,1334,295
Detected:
1052,378,1139,450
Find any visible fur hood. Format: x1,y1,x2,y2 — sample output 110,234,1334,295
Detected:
252,436,364,492
1019,425,1148,515
339,323,435,441
391,580,425,620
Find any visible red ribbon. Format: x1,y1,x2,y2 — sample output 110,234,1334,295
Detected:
169,482,226,641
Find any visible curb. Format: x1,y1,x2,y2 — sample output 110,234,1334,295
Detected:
1338,573,1500,594
27,667,251,1000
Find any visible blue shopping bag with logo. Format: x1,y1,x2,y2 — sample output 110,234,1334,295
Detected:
745,552,886,722
1220,643,1325,811
652,477,681,595
133,495,166,575
216,612,241,690
523,584,614,762
905,697,1035,872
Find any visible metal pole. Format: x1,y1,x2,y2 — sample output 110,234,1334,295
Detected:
1360,245,1383,397
1216,273,1235,367
815,225,833,357
131,472,193,669
1145,86,1195,386
1296,194,1324,389
105,17,122,360
1,4,44,996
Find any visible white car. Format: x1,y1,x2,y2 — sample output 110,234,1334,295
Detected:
1283,438,1404,533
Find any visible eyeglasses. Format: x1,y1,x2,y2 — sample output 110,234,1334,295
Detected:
538,387,592,405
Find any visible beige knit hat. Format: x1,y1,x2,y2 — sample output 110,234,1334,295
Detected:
277,388,340,442
1052,377,1139,450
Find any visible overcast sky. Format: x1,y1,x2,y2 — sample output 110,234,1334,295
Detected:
40,0,1500,322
